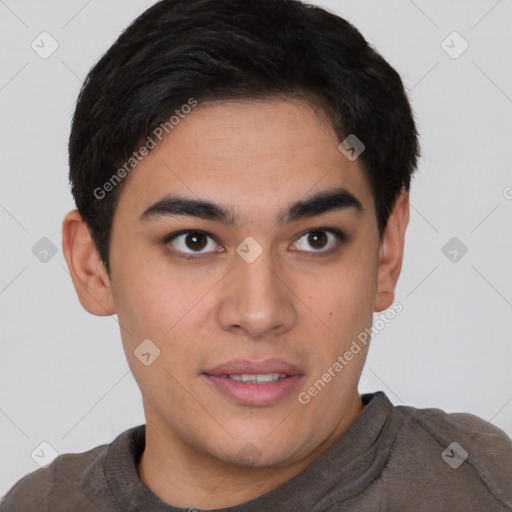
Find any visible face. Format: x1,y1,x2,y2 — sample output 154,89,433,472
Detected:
77,98,397,469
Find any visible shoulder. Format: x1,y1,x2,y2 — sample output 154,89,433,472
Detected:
393,403,512,507
1,435,119,512
396,402,512,456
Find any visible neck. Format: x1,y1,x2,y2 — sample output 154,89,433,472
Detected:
138,394,364,509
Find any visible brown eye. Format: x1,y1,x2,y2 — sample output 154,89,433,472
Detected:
184,232,208,251
166,231,221,256
307,231,328,249
292,229,343,253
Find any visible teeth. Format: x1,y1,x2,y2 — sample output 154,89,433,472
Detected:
228,373,287,383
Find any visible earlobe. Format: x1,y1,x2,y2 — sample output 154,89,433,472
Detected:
61,210,115,316
374,190,409,312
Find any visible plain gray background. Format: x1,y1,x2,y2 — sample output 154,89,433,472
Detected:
1,0,511,496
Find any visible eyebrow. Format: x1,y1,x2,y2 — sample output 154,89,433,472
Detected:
139,187,363,226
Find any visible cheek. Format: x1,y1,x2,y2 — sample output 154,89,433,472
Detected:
110,260,223,384
111,264,206,407
318,250,377,328
110,256,186,345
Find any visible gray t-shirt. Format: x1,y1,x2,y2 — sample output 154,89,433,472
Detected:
2,392,512,511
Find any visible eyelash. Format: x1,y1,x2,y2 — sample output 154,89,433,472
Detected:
162,227,349,260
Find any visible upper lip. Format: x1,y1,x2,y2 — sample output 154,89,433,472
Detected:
204,358,304,377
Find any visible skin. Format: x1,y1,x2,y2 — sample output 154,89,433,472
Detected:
62,97,409,508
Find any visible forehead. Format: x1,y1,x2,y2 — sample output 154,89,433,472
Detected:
115,98,374,223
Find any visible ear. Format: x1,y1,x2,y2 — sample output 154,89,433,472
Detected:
61,210,115,316
374,189,409,312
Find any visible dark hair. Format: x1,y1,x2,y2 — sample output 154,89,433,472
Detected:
69,0,420,276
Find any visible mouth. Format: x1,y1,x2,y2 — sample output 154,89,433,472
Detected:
202,359,304,406
226,373,288,383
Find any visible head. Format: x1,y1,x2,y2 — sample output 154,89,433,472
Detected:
63,0,419,472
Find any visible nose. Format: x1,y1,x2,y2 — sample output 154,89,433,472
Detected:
217,242,297,340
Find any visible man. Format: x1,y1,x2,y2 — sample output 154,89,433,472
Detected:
2,0,511,510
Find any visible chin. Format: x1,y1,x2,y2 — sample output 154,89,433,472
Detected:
209,431,306,470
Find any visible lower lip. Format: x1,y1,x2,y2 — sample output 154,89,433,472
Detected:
204,374,303,406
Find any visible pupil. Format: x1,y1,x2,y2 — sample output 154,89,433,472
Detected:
308,231,327,249
186,232,207,251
